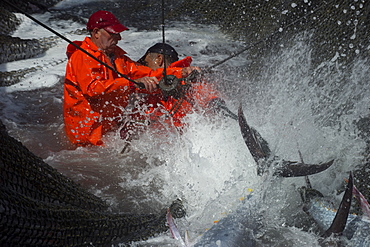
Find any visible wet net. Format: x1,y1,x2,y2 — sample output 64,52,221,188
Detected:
0,120,184,246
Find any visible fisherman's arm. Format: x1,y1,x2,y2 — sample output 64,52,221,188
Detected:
131,66,201,93
117,56,200,92
68,52,135,97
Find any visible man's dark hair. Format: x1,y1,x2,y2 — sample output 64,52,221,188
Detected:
138,43,179,65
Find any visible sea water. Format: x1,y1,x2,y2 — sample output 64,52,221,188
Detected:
0,1,369,246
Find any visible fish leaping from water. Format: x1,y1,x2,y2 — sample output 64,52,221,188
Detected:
301,172,370,246
237,104,334,177
165,102,337,246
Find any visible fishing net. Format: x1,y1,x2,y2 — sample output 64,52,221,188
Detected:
0,120,184,246
181,0,369,68
0,0,369,243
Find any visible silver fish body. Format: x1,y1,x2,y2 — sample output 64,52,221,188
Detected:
304,197,370,246
193,204,259,247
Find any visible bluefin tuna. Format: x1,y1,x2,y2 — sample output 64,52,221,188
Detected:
192,208,259,247
237,104,334,177
167,199,260,247
164,104,337,246
302,172,370,246
167,173,369,247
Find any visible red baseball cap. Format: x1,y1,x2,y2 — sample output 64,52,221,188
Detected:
86,10,129,34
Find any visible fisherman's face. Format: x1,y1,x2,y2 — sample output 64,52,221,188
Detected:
143,53,162,70
92,28,121,55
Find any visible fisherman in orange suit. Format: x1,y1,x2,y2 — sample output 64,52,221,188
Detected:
119,43,224,142
63,11,198,146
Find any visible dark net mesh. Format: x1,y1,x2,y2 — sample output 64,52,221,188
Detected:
180,0,369,69
0,120,183,246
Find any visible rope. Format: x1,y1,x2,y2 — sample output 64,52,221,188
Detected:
3,0,335,81
2,0,145,89
161,0,168,85
159,0,186,117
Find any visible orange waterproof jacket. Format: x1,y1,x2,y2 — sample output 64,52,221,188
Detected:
143,56,221,127
64,37,183,146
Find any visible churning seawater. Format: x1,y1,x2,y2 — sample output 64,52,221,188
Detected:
0,1,369,246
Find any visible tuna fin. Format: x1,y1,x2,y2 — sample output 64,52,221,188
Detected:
184,230,191,246
352,184,370,219
322,172,353,237
237,104,333,177
212,100,271,161
238,104,270,174
166,209,189,247
273,159,334,177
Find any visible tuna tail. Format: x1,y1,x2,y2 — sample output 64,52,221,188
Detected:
352,184,370,219
238,104,334,177
322,172,353,238
273,159,335,177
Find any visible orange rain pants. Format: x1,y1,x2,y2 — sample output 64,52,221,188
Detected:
63,37,183,146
